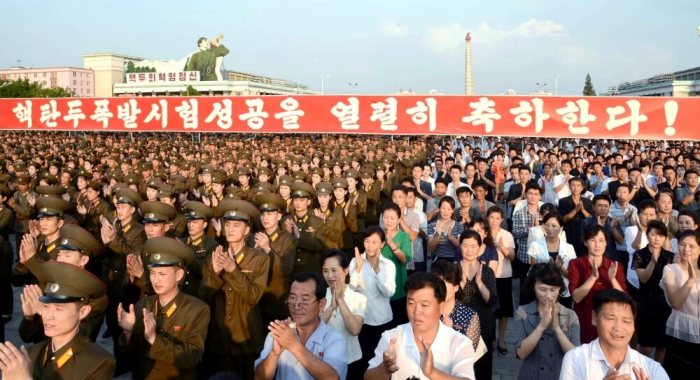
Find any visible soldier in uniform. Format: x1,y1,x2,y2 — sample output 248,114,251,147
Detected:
76,180,112,242
0,262,115,379
19,224,107,343
284,182,326,275
0,184,14,325
185,34,230,81
277,175,294,215
99,188,146,346
194,165,215,200
129,201,177,296
158,184,187,238
8,174,36,261
180,201,219,299
12,197,69,286
253,193,297,327
117,237,210,379
200,199,270,379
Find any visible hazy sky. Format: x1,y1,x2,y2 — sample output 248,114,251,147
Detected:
2,0,699,95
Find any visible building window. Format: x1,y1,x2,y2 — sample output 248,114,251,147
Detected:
73,80,76,85
43,72,46,78
33,73,37,78
73,72,76,77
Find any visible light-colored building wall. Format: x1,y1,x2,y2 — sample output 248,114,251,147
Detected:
0,67,94,97
83,53,142,98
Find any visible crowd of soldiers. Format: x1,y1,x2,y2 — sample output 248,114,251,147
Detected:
0,131,697,379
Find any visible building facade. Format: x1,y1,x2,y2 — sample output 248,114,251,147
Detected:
608,66,700,97
0,66,94,97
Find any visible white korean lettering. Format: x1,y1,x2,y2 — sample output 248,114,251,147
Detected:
330,97,360,130
239,98,269,130
12,100,32,128
406,97,437,131
89,99,114,129
461,97,501,133
204,99,233,129
370,97,398,131
117,99,142,129
509,98,550,133
39,100,61,128
274,97,305,130
174,99,199,129
605,100,648,137
63,100,86,128
144,99,169,128
555,99,597,135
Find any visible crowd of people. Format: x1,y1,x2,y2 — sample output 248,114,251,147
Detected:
0,131,697,379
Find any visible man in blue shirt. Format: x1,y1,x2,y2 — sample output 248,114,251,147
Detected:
254,272,347,380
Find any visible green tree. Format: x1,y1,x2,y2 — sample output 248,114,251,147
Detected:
583,73,596,96
0,79,74,98
182,85,200,96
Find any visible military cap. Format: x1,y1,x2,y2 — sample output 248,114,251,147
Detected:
139,162,153,171
76,167,91,179
200,165,215,174
292,171,307,181
276,160,288,169
36,185,67,197
39,172,58,185
360,168,375,179
37,261,106,303
36,197,70,218
224,186,244,199
278,175,294,188
218,199,260,223
291,157,302,166
396,146,407,153
254,193,286,212
258,167,272,176
86,180,102,191
331,178,349,189
14,174,31,185
310,167,323,177
144,237,195,268
253,182,274,194
146,178,161,189
211,172,226,184
123,173,140,186
235,167,252,177
158,184,177,199
115,188,142,205
344,169,360,180
58,224,102,257
13,161,27,172
0,184,11,197
0,173,9,185
183,201,213,220
291,182,316,199
139,201,177,223
320,161,331,169
315,182,333,196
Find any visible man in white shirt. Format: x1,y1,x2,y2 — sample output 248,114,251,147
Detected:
623,200,658,291
255,272,347,380
560,289,669,380
365,272,475,380
552,159,573,201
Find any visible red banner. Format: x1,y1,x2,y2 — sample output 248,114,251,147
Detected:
0,95,697,139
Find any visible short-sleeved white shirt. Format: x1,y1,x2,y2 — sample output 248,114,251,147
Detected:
368,322,476,380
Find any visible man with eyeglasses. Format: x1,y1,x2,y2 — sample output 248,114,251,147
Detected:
254,272,347,380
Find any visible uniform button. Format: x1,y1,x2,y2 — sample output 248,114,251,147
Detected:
185,282,189,285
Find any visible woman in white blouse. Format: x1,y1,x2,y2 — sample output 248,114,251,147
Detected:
348,225,396,375
661,229,700,376
321,249,368,379
527,213,576,308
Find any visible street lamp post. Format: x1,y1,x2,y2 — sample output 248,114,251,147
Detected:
348,82,358,94
320,74,331,94
548,74,561,96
